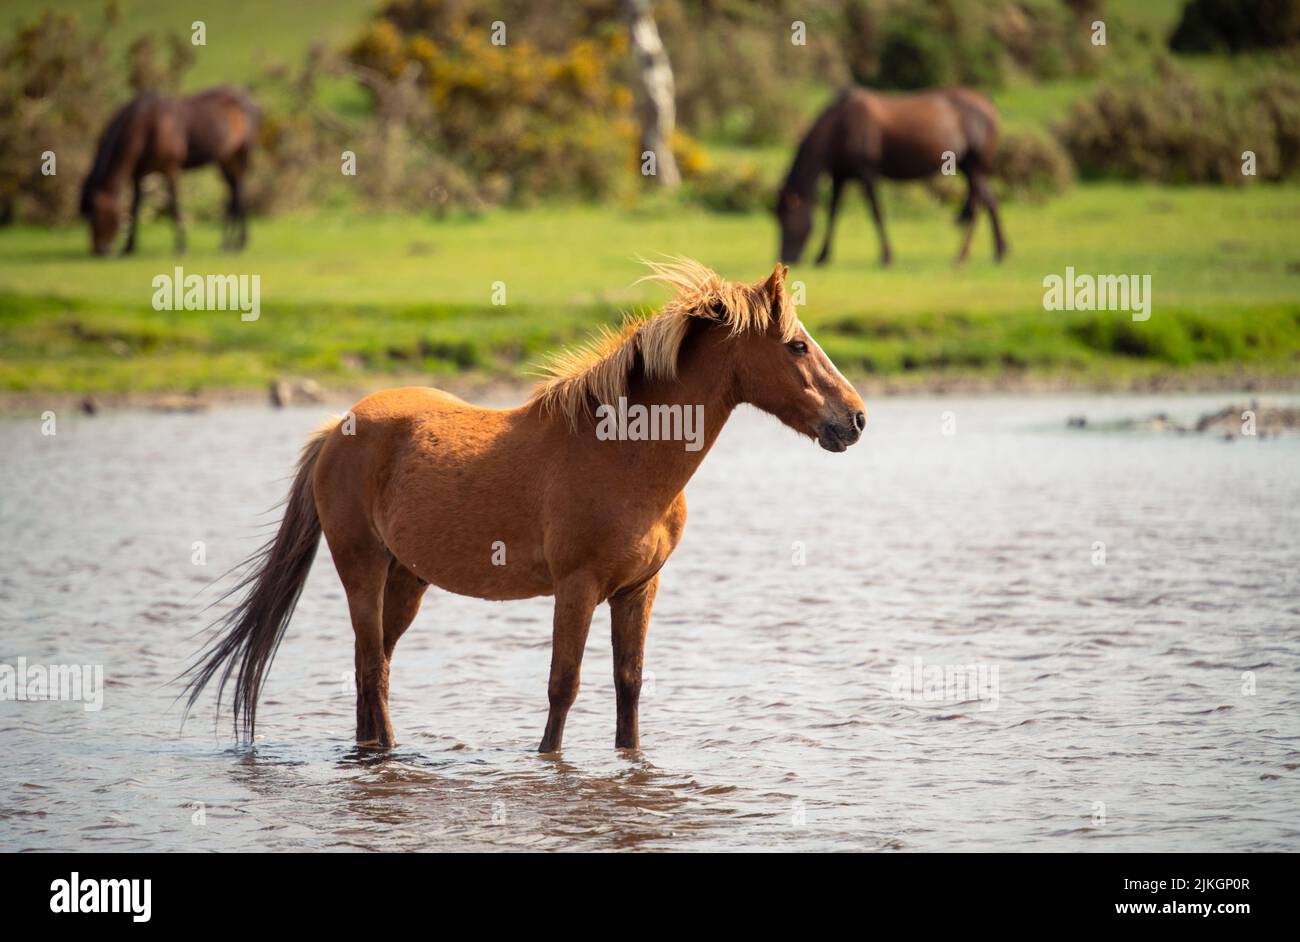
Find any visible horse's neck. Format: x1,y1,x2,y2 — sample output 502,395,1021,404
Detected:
784,109,833,197
598,343,739,500
87,102,142,201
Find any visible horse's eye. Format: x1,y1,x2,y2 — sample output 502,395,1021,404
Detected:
787,340,808,355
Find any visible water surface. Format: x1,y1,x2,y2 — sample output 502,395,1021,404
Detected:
2,394,1298,851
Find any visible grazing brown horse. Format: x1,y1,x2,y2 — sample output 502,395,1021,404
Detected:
80,87,259,256
182,260,867,753
776,86,1007,267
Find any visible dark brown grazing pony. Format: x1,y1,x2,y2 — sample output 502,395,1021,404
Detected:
80,87,259,256
776,86,1007,267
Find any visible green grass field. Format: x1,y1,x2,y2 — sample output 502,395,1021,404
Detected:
2,0,371,90
2,183,1298,395
2,1,1298,399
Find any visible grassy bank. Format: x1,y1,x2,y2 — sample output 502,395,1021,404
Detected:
1,183,1299,398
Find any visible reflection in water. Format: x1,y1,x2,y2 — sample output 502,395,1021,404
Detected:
2,395,1298,850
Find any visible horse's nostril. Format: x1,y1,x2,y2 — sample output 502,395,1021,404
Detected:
854,411,866,431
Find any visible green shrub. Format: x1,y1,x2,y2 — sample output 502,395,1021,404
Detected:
1056,64,1300,183
1069,313,1196,365
657,1,835,146
684,161,771,214
1169,0,1300,53
1255,73,1300,176
842,0,1098,92
993,129,1074,199
348,3,639,204
0,12,120,224
877,16,956,90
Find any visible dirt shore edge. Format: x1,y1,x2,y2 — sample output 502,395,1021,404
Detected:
3,368,1299,416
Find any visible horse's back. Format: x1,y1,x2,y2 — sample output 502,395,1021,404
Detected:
180,87,259,166
840,86,999,175
314,386,555,599
333,385,521,468
185,87,259,126
353,384,475,416
840,88,963,177
90,86,258,176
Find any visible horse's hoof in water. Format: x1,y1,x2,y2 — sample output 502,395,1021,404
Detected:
355,722,394,749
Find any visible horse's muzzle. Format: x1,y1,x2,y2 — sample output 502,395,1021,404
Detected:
816,411,865,452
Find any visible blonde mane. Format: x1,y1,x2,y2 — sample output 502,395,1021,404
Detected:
532,258,798,427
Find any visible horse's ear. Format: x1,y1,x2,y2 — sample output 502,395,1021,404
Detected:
764,263,786,307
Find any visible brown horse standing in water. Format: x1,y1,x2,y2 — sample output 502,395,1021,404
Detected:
776,86,1007,267
80,87,259,256
183,260,867,753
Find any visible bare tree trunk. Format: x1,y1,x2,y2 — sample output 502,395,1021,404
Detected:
624,0,681,188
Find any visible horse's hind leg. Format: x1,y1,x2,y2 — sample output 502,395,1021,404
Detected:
382,559,427,659
955,169,977,266
346,559,426,746
218,166,235,250
220,148,250,251
329,538,396,747
234,173,248,250
164,168,186,255
973,172,1007,262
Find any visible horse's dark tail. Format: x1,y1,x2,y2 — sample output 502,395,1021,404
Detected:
180,421,335,739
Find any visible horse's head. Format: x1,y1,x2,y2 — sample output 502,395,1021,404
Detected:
733,264,866,452
775,189,813,265
81,186,120,256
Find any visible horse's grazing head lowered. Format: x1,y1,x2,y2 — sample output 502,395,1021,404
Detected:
775,189,814,265
79,182,120,256
534,259,866,452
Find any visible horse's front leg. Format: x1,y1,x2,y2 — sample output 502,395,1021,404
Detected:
164,169,186,255
121,178,143,256
814,176,844,267
538,574,600,754
610,574,658,750
862,175,892,267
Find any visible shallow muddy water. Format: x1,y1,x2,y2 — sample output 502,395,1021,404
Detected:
2,393,1298,851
